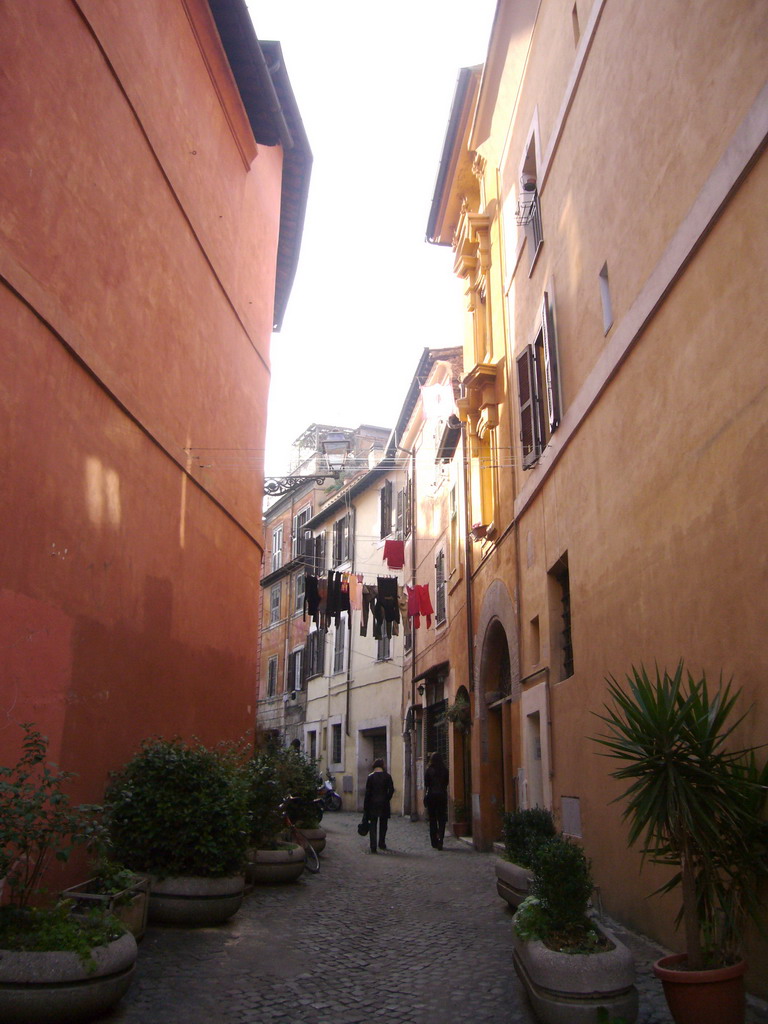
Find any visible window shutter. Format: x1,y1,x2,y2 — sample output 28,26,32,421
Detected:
435,550,446,624
380,481,392,538
541,291,561,431
517,346,540,469
396,488,404,539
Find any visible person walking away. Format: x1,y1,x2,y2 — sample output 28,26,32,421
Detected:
424,751,449,849
363,758,394,853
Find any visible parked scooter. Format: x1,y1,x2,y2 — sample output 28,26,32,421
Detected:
318,774,343,811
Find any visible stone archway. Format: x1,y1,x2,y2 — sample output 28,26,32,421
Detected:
473,579,520,849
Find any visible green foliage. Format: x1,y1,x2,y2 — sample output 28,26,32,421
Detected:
530,836,594,933
501,806,556,867
453,801,468,823
104,738,250,878
0,723,94,909
247,745,322,846
438,696,471,733
593,662,768,969
0,902,123,968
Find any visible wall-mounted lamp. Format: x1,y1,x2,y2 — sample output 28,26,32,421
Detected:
417,683,426,697
321,430,352,472
263,431,353,497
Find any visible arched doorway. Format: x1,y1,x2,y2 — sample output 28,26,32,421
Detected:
480,619,512,841
450,684,472,833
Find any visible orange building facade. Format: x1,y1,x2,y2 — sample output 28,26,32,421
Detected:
0,0,309,809
429,0,768,992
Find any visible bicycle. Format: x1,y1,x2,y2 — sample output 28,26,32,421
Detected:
280,797,321,874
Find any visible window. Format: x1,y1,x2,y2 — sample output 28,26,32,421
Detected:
549,554,574,680
435,549,446,625
599,262,614,334
266,656,278,698
333,616,347,674
294,572,305,613
271,525,283,573
287,646,305,692
269,583,281,625
292,506,312,559
331,722,342,765
332,514,351,567
380,480,393,538
516,291,561,469
376,634,391,661
306,628,325,679
518,136,543,266
312,531,326,575
308,729,317,762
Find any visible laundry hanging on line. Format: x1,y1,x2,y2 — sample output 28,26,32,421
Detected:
304,572,433,637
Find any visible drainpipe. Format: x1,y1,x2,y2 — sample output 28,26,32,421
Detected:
409,446,419,821
461,419,476,835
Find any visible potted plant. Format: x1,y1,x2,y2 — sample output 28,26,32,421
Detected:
274,746,327,854
593,662,768,1024
245,748,307,884
0,724,137,1024
104,737,250,925
495,806,556,910
439,695,471,733
512,835,638,1023
63,857,150,941
451,800,469,838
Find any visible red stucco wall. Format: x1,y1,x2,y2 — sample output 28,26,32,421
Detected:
0,0,281,806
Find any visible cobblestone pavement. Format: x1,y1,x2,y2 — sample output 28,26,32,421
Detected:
101,813,768,1024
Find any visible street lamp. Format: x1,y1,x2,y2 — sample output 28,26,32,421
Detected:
262,431,352,497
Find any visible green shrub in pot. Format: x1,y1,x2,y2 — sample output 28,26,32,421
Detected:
501,806,557,867
104,737,250,878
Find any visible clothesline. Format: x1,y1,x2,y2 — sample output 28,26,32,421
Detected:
304,570,434,638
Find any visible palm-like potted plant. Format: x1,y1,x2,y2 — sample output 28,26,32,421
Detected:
593,662,768,1024
512,835,638,1023
104,737,250,925
495,806,556,910
0,724,137,1024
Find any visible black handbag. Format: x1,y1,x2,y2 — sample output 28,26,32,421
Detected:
357,817,370,836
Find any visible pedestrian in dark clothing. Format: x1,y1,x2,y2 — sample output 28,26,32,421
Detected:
363,758,394,853
424,751,449,849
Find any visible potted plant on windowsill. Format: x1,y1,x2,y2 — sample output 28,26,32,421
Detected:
512,835,638,1023
495,806,557,910
593,662,768,1024
0,723,137,1024
104,737,250,926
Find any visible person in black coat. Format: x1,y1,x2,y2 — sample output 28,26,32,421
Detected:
424,751,449,850
363,758,394,853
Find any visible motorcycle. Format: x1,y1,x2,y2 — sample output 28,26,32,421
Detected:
318,774,343,812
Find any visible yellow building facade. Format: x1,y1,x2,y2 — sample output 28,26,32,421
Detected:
429,0,768,993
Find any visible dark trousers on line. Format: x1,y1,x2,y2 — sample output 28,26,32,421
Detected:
369,814,388,851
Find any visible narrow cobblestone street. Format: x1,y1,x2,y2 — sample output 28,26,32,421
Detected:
100,813,767,1024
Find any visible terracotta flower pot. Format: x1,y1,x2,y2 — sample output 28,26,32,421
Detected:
653,954,746,1024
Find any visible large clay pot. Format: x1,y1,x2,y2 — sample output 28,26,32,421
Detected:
300,827,327,855
148,874,245,926
0,930,137,1024
247,844,305,885
512,921,638,1024
495,856,533,910
653,954,746,1024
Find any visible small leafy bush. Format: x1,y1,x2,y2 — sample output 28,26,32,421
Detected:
501,807,556,867
515,835,604,952
104,738,250,878
0,902,123,968
247,745,322,845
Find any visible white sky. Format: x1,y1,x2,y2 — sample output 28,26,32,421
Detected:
246,1,497,475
